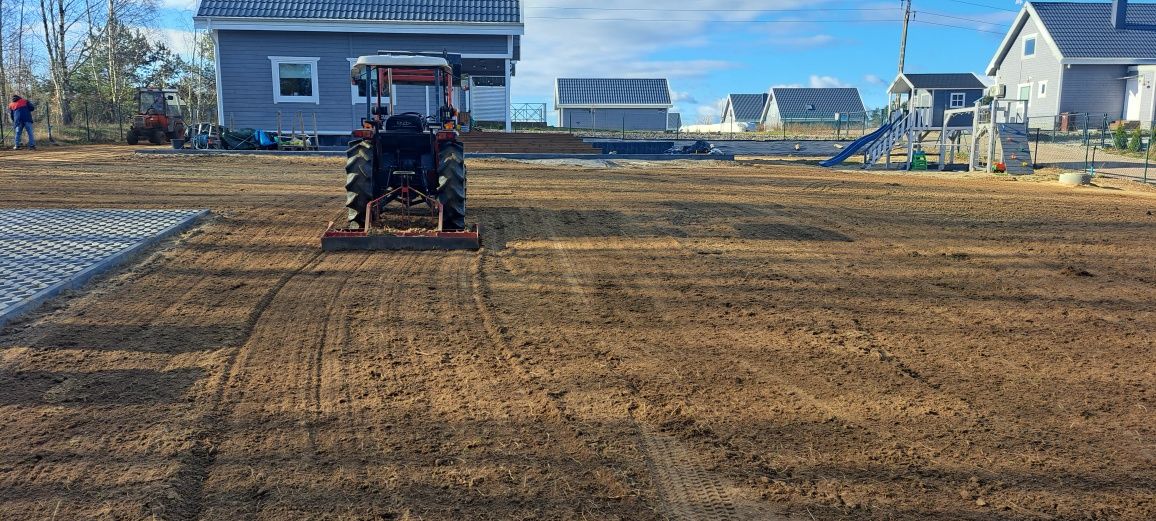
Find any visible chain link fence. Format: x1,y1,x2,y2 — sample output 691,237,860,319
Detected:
2,96,218,147
1028,113,1154,183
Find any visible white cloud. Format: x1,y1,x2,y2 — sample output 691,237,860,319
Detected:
160,0,198,10
864,74,884,85
808,75,851,88
768,33,837,48
671,90,698,104
516,0,834,106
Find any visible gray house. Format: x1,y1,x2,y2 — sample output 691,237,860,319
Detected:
760,88,865,129
555,78,672,131
888,73,988,128
193,0,524,141
986,0,1156,126
721,93,769,127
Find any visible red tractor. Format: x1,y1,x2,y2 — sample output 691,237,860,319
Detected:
322,53,478,251
126,88,186,145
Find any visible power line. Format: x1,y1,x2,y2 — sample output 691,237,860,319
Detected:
527,6,900,13
912,19,1006,34
941,0,1019,13
525,16,901,24
919,10,1008,26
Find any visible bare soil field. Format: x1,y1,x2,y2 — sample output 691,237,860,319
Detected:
0,146,1153,520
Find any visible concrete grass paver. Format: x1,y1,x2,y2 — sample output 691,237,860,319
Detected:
0,208,208,327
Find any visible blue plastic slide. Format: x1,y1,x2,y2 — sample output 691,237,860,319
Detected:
818,122,894,167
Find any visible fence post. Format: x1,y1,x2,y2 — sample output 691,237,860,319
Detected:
1033,127,1040,167
84,104,92,143
1144,124,1152,184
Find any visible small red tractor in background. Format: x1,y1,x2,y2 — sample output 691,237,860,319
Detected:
321,52,478,251
126,88,186,145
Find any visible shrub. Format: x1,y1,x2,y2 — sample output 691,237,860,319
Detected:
1113,124,1128,149
1128,128,1142,152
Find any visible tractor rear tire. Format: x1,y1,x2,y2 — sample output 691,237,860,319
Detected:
345,140,374,229
148,129,164,145
126,130,139,145
437,141,467,231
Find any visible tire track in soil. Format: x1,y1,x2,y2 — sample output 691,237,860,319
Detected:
536,229,742,521
158,249,325,521
511,211,780,521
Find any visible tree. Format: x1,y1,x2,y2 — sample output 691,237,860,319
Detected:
1128,128,1142,153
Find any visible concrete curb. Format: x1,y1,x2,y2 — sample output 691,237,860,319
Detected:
133,149,734,161
0,209,210,329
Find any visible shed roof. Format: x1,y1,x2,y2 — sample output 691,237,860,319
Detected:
556,78,672,107
903,73,986,90
769,88,864,120
196,0,522,23
725,94,769,122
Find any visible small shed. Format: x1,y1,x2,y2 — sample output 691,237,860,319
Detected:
667,112,682,131
761,88,865,129
888,73,987,128
721,93,769,128
555,78,673,131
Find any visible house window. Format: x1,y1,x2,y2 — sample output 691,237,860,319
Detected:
1037,81,1048,98
1023,35,1036,58
348,59,384,105
269,56,319,104
950,92,966,108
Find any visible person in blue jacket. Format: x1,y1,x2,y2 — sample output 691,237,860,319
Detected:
8,95,37,150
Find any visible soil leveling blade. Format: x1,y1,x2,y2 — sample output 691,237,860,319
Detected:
321,225,480,251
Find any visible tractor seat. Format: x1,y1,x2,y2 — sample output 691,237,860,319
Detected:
386,113,425,132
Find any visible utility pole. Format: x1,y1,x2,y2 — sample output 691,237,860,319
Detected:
898,0,912,75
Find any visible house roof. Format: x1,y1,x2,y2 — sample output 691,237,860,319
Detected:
1033,1,1156,59
667,112,682,129
555,78,672,107
195,0,522,23
888,72,987,94
768,88,864,120
988,2,1156,74
725,94,769,122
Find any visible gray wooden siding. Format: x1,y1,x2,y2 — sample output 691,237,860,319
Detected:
1060,65,1129,119
559,108,669,131
993,14,1062,118
215,30,509,132
921,89,984,127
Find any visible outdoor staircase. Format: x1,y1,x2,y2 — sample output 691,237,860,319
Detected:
995,123,1035,175
458,132,600,154
863,110,921,168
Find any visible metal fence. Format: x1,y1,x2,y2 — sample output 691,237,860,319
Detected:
554,111,887,142
2,97,218,147
1027,113,1154,183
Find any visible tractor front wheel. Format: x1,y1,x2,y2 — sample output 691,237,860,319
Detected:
126,130,139,145
437,141,467,231
344,139,374,229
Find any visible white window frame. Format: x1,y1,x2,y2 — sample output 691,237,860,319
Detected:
1037,80,1048,98
1017,82,1033,101
949,92,966,108
1022,34,1037,59
269,56,320,104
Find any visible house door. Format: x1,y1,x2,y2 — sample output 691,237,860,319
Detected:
1012,84,1032,122
1124,77,1141,120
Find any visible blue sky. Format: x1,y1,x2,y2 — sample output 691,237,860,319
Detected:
155,1,1113,122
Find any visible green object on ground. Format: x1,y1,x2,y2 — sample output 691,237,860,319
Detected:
911,150,928,171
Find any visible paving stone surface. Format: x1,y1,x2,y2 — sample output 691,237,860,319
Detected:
0,209,206,324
